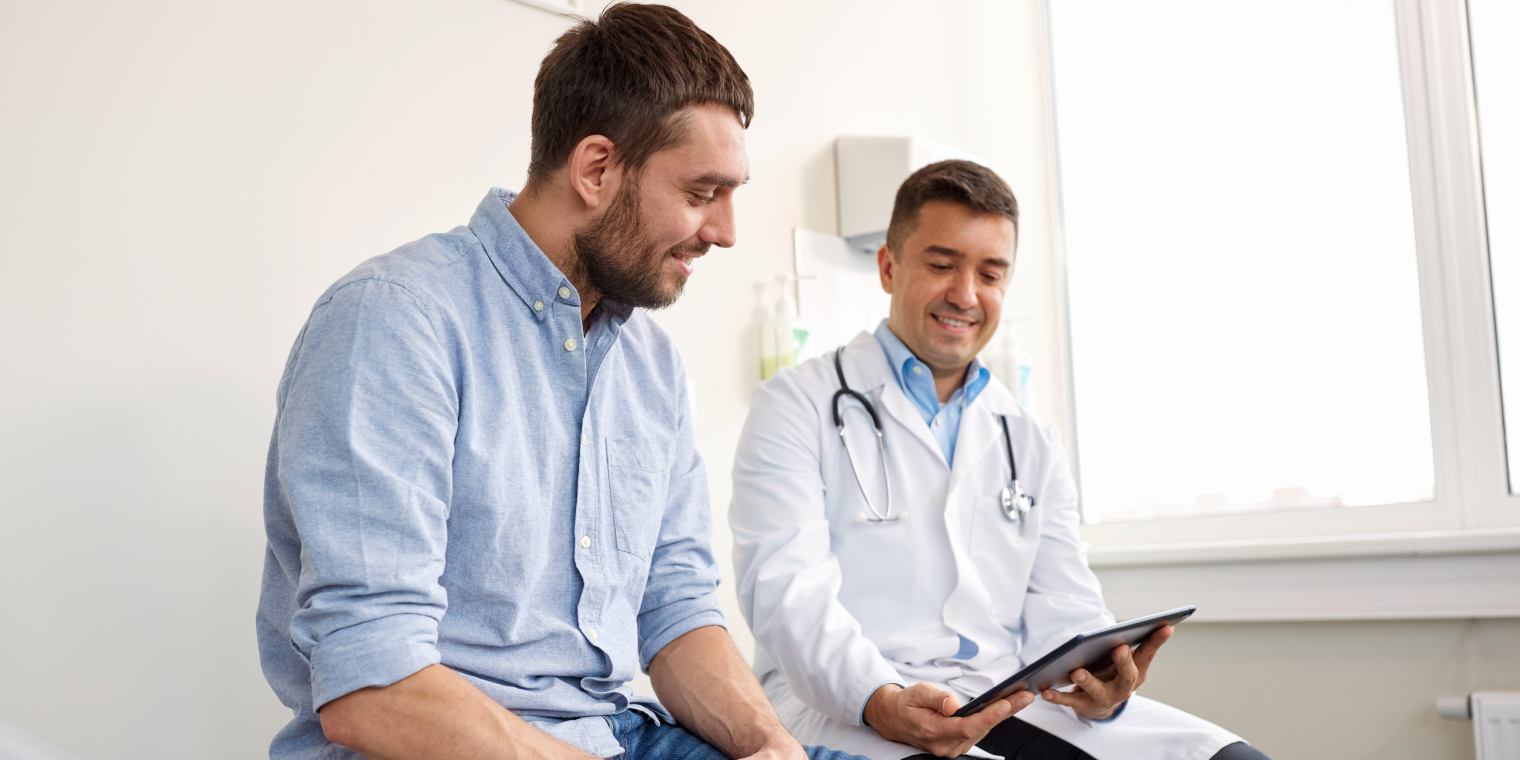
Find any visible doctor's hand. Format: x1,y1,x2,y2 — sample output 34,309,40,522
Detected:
863,682,1033,758
1042,623,1173,721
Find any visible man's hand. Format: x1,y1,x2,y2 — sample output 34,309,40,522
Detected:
863,682,1033,758
1042,624,1173,721
732,735,809,760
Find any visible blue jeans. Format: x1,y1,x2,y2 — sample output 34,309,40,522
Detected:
602,710,868,760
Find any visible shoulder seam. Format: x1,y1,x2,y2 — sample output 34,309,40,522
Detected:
320,277,446,346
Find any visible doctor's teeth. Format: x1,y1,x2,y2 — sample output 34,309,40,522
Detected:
937,316,970,327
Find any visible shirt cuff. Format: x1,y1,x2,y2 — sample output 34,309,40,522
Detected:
1092,699,1128,722
308,613,442,710
639,608,727,671
857,678,907,727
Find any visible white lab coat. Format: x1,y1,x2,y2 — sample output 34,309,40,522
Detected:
731,332,1241,760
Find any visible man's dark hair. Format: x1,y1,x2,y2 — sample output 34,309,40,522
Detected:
527,3,754,184
885,160,1019,255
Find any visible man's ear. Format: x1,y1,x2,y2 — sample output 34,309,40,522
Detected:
877,244,896,295
566,134,621,211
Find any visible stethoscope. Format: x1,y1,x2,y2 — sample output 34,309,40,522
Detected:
831,346,1037,530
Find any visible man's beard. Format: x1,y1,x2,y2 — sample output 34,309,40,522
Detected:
572,179,705,310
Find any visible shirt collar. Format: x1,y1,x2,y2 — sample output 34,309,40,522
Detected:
468,187,633,328
872,319,991,409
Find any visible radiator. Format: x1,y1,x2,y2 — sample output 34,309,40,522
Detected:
1442,692,1520,760
1474,692,1520,760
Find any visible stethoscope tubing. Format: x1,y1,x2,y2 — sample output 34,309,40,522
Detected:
831,345,1034,525
833,347,897,522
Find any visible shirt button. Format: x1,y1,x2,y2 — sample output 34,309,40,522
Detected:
580,535,591,548
533,300,544,312
565,338,578,351
912,365,923,375
559,286,572,299
935,417,943,427
586,628,599,641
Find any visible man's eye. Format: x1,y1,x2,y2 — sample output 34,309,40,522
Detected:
931,264,953,272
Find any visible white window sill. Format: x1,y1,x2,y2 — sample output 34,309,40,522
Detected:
1086,525,1520,568
1085,527,1520,622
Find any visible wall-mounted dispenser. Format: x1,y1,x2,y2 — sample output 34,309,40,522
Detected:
835,135,981,252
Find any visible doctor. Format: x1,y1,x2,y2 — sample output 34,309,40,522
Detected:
730,161,1266,760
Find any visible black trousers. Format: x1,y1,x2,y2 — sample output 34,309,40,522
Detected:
900,718,1270,760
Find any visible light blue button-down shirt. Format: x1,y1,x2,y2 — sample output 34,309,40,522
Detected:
257,188,724,760
872,320,990,466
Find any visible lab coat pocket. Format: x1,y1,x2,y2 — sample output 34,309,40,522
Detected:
606,437,670,560
971,479,1038,628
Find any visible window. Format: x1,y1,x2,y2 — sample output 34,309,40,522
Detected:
1051,0,1434,523
1469,0,1520,493
1046,0,1520,547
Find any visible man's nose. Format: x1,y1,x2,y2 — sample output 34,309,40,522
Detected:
701,197,738,249
945,270,977,309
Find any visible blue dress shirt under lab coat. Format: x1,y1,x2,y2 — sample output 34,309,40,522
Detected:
871,319,990,467
256,188,724,760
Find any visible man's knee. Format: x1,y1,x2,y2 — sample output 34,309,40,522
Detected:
1210,742,1271,760
802,745,873,760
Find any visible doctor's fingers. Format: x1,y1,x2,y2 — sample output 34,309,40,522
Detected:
918,701,1023,759
1130,625,1174,679
1061,664,1125,708
901,682,961,715
1106,643,1142,690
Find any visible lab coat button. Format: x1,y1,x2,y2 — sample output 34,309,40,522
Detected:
580,535,591,548
559,286,572,299
565,338,578,351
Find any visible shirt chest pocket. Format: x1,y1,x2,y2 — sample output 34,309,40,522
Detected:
606,437,671,560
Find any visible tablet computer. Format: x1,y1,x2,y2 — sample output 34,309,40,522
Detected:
952,606,1196,718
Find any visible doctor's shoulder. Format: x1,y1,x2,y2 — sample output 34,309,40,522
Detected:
981,372,1066,461
747,351,838,421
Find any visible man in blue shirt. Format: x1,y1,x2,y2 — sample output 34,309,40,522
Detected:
256,6,864,760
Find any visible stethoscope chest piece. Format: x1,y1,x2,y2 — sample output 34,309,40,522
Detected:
997,415,1035,533
1001,481,1034,523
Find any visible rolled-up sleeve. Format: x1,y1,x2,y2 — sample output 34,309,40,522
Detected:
637,365,725,669
274,278,458,709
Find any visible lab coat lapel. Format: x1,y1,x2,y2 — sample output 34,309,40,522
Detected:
947,379,1022,495
839,332,945,467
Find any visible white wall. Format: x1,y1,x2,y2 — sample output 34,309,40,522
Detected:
0,2,1056,758
2,2,1515,760
1132,618,1520,759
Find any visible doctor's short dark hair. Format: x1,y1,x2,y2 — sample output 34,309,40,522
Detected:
526,3,754,184
885,160,1019,255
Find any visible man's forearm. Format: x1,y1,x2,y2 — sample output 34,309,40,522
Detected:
648,626,798,759
319,663,597,760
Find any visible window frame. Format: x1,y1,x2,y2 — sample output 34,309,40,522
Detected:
1042,0,1520,561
